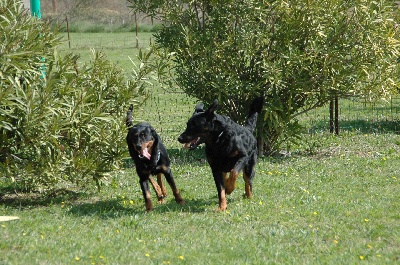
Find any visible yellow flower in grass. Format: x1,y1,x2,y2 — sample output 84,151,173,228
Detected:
145,253,150,257
359,255,365,260
178,255,184,260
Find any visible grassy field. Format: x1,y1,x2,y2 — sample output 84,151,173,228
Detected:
1,32,399,265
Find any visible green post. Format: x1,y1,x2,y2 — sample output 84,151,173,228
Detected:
30,0,45,78
30,0,41,18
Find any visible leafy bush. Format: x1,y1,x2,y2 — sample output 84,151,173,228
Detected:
129,0,399,155
0,0,152,191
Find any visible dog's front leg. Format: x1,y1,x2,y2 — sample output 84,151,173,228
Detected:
212,169,227,211
139,177,153,211
162,167,186,206
148,176,165,203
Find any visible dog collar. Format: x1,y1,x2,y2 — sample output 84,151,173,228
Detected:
156,150,161,162
216,131,224,143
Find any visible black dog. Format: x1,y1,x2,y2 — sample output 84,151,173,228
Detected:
126,105,185,211
178,98,263,211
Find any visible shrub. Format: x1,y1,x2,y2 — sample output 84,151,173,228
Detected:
0,0,152,191
129,0,399,155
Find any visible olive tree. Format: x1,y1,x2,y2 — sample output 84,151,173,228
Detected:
129,0,399,155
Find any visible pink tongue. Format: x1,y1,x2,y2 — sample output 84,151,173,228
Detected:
184,143,190,149
142,148,151,160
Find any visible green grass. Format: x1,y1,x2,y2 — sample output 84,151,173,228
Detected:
58,32,154,70
1,32,399,264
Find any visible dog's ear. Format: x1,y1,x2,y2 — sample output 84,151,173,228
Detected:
150,127,159,141
205,99,218,116
194,102,205,114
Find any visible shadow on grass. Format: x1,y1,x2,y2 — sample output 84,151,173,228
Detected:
67,197,214,218
0,186,87,210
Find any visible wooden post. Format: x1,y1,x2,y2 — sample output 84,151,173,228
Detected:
329,94,339,135
335,94,339,135
329,98,334,133
135,13,139,48
52,0,57,13
66,15,71,49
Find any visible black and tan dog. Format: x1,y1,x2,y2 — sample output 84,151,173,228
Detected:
178,98,263,211
126,105,185,211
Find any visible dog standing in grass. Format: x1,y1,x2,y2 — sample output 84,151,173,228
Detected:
126,105,185,211
178,97,263,211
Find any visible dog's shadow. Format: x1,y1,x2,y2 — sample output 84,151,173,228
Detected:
67,198,214,218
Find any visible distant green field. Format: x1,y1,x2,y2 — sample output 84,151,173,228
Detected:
58,32,153,69
1,32,399,265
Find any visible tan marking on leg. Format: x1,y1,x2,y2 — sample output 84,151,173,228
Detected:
157,173,167,197
149,176,164,202
145,190,153,211
243,173,253,198
172,189,186,205
222,172,229,188
225,169,238,195
217,189,228,211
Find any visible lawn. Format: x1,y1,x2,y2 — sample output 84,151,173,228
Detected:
1,32,399,265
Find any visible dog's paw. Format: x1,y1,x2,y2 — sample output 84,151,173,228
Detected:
215,206,228,212
176,198,186,206
157,195,166,204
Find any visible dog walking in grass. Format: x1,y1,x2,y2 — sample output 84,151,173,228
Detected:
126,105,185,211
178,97,263,211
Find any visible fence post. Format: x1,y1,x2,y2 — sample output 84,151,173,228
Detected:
335,94,339,135
329,94,339,135
30,0,41,18
66,15,71,48
330,99,334,133
135,13,139,48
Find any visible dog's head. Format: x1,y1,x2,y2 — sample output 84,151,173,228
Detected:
178,99,218,150
128,122,157,160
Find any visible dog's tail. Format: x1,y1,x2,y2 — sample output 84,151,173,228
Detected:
126,105,134,128
245,96,263,133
